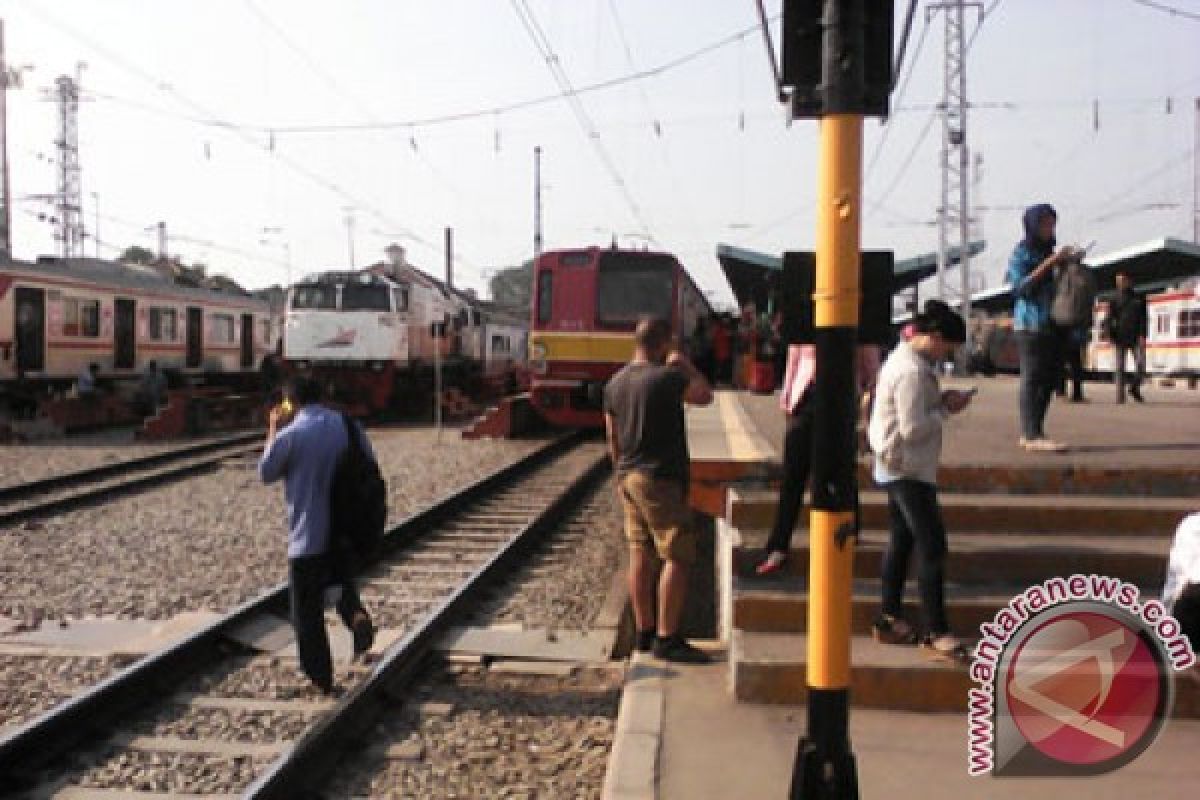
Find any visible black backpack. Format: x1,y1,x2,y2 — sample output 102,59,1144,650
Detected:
329,414,387,564
1051,261,1097,328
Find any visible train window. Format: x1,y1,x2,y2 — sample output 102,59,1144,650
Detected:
560,252,592,267
1179,310,1200,338
149,307,178,341
491,334,509,354
342,283,391,311
595,253,675,326
537,271,553,324
62,297,101,337
211,314,235,344
291,284,337,310
392,288,410,312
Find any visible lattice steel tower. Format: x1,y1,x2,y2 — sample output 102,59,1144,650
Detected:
928,1,980,321
53,69,84,259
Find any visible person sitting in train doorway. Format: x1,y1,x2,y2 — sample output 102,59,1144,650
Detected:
754,341,881,576
604,317,714,664
259,375,376,695
1107,270,1148,404
868,300,973,665
1006,203,1080,452
136,361,167,415
76,362,100,400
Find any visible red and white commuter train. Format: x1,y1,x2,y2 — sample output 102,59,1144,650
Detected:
1,256,273,397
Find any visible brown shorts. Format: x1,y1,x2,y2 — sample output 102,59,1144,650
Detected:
617,471,695,564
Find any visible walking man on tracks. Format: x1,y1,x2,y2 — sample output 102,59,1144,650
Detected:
259,375,376,695
604,317,714,664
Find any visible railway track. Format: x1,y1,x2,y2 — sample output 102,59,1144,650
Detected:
0,432,264,528
0,433,608,798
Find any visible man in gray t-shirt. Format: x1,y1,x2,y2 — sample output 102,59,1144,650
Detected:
603,317,712,663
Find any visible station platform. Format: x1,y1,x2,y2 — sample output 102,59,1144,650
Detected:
608,380,1200,799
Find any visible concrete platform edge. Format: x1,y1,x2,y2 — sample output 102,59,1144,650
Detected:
601,654,665,800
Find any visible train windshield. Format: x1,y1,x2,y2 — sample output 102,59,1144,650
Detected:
341,283,392,311
290,284,337,310
595,253,675,326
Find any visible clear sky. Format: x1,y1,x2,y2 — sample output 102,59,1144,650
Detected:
1,0,1197,306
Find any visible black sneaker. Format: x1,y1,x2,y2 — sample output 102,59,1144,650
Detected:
653,635,712,664
351,613,375,658
1131,387,1145,403
635,629,656,653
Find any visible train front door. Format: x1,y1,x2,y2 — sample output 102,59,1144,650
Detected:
185,307,203,368
240,314,254,368
114,297,136,369
14,287,45,373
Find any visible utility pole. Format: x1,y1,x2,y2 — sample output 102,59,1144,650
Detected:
344,206,356,268
0,19,23,257
1193,97,1198,243
779,2,893,796
929,1,980,363
444,226,454,289
156,220,167,261
91,191,99,257
533,145,544,257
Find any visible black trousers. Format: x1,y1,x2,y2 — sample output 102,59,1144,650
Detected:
765,394,815,555
880,479,950,636
1056,329,1086,400
288,548,367,690
1115,343,1145,400
1016,330,1061,440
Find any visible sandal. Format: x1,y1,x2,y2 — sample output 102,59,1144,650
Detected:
921,633,970,665
755,551,788,577
871,614,917,645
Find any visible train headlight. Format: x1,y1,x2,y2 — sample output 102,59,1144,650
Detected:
531,343,547,360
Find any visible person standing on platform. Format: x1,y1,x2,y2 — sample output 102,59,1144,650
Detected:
755,342,881,576
1107,270,1148,404
868,300,972,664
711,315,732,386
77,362,100,400
1006,204,1079,452
604,317,714,664
259,375,376,694
1051,250,1097,403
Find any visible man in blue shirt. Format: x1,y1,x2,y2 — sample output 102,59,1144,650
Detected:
259,375,375,694
1005,204,1078,453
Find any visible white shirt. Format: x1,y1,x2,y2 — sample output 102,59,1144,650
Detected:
1164,513,1200,611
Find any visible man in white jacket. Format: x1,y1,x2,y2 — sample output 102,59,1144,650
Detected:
868,300,972,664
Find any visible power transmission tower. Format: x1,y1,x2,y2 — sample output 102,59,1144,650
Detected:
928,2,980,337
50,65,86,259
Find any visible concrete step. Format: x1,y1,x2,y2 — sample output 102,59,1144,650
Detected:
730,630,1200,717
728,488,1190,536
732,577,1163,635
730,530,1170,587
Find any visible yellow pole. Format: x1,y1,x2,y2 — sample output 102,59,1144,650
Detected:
808,113,862,692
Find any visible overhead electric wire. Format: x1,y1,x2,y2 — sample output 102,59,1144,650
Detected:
23,3,437,268
1130,0,1200,22
508,0,657,245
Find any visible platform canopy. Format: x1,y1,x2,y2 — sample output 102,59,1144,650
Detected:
715,240,986,311
963,236,1200,316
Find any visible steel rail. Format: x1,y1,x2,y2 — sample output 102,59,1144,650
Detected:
245,446,609,798
0,431,263,505
0,430,583,789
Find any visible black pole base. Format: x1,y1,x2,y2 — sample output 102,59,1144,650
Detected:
790,688,859,799
789,736,860,800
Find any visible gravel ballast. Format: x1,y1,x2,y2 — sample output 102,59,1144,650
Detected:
0,429,546,625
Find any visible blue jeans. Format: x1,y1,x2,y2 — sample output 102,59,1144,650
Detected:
1016,330,1060,440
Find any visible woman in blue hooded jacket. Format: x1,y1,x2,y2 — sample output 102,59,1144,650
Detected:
1005,204,1077,452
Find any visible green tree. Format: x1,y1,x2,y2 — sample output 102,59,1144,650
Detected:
120,245,156,264
488,260,533,311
